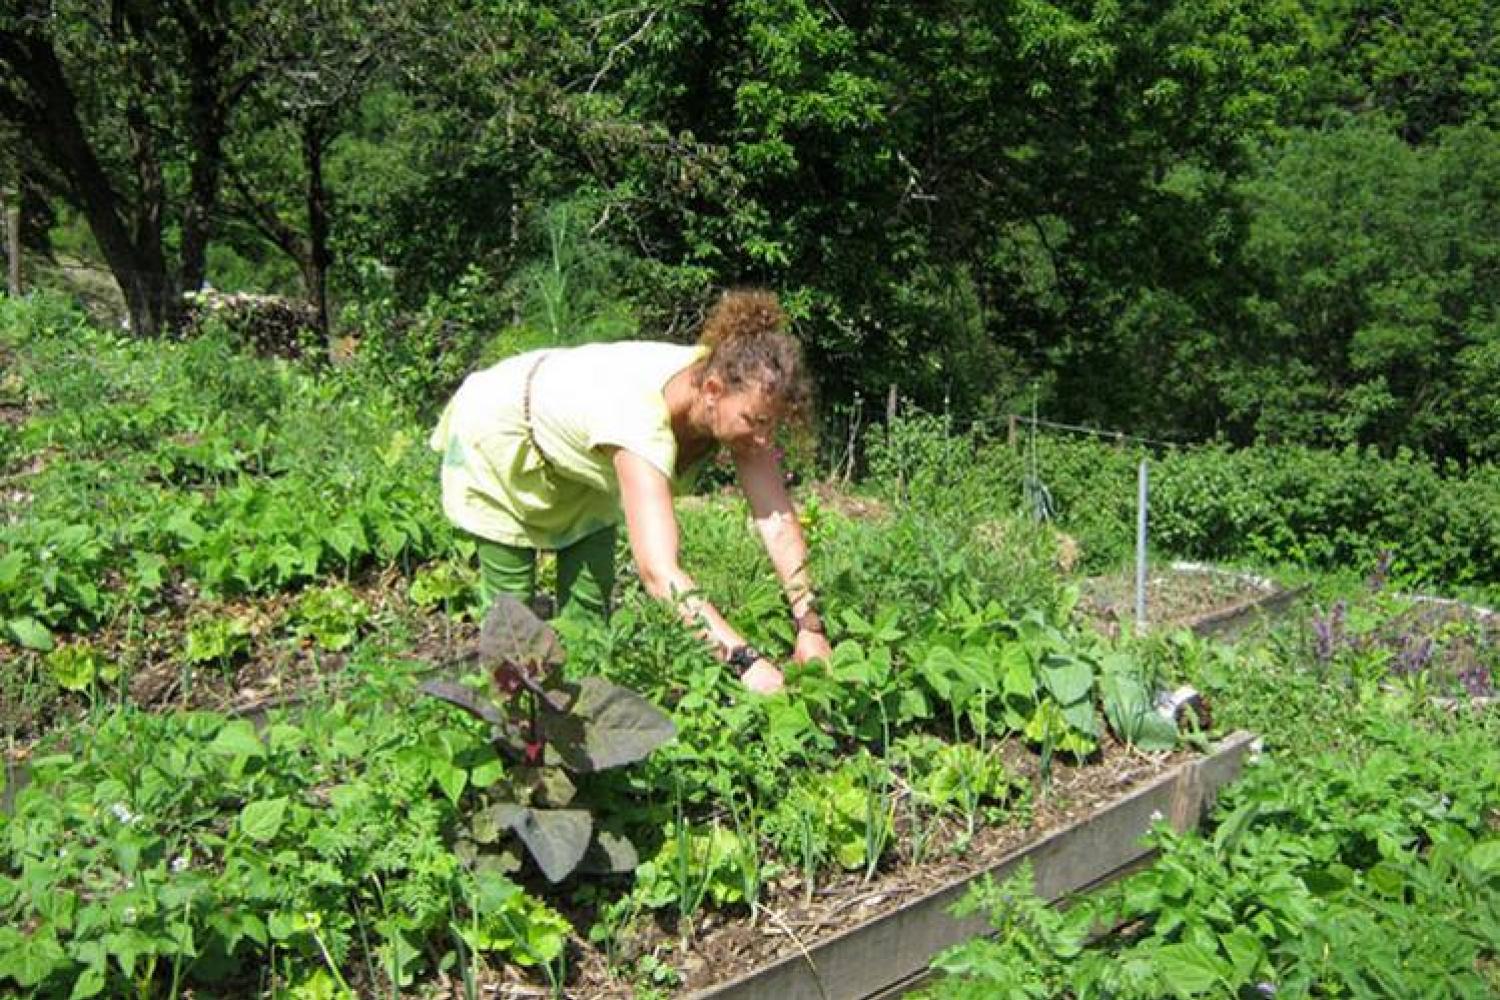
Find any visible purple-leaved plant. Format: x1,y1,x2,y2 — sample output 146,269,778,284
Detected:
1456,653,1494,698
1311,599,1347,664
1390,634,1433,677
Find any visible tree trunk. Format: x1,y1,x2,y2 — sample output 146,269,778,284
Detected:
178,0,231,298
2,188,19,296
303,115,332,343
0,32,170,333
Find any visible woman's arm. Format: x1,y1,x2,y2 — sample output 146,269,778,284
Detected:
613,447,784,693
733,445,833,664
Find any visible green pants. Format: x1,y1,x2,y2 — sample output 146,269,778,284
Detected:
472,526,616,622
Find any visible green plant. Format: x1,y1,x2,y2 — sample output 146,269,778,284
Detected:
289,585,369,651
408,561,479,618
183,612,254,668
906,738,1025,843
43,642,118,696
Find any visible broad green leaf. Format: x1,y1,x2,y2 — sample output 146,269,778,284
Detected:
472,867,521,912
208,720,265,759
917,646,962,700
1468,840,1500,874
1040,653,1094,705
898,687,931,722
0,925,65,987
1153,941,1228,996
1060,697,1101,737
239,797,289,842
764,698,821,755
1001,643,1034,699
330,726,366,758
470,756,506,788
7,617,55,652
1220,928,1264,981
0,551,22,586
432,760,466,804
1101,668,1177,750
69,966,106,1000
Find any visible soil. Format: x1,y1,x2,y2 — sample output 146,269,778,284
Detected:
1076,563,1281,637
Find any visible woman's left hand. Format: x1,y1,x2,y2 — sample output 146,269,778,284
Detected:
793,628,832,664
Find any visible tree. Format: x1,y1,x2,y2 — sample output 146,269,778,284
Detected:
1231,119,1500,460
0,1,254,333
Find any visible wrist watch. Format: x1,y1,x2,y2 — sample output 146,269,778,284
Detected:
727,644,763,672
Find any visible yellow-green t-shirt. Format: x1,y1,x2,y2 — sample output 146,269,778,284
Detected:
428,341,709,548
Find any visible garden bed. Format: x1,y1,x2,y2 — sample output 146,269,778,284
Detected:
504,732,1254,999
682,732,1255,1000
1078,561,1302,638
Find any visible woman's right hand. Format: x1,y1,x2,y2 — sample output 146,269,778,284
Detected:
740,657,785,695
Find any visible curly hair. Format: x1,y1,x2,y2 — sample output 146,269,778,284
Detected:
696,289,813,426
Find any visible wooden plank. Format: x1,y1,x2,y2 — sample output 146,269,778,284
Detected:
691,732,1257,1000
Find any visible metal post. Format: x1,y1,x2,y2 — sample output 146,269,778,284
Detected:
1135,459,1149,628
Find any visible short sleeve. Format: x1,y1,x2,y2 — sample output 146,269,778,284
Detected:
587,388,677,481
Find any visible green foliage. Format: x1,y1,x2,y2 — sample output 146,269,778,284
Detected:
1231,120,1500,460
288,585,369,652
42,643,117,695
183,613,254,667
865,411,1500,591
0,679,571,996
925,614,1500,1000
0,296,451,646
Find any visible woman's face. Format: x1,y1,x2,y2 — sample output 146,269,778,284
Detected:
707,379,781,452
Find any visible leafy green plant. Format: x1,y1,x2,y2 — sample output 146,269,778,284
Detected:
43,642,118,695
423,596,676,883
903,737,1025,842
408,561,479,618
632,816,757,938
1099,652,1179,751
183,612,254,667
289,585,369,651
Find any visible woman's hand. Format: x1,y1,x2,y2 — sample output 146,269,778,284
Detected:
740,657,785,695
793,628,832,664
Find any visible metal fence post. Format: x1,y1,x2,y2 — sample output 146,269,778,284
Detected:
1135,459,1149,628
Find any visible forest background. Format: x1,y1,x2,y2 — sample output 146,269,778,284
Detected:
3,0,1498,463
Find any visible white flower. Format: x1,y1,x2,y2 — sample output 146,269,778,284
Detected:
110,802,136,825
171,855,190,873
1149,809,1164,823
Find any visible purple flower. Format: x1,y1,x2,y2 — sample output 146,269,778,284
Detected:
1391,635,1433,677
1457,659,1494,699
1311,600,1347,663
